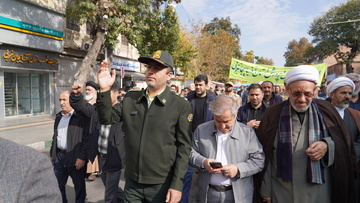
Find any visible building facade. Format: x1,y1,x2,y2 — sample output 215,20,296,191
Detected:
324,46,360,76
0,0,65,119
0,0,144,120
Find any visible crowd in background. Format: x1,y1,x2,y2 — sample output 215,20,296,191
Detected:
4,50,360,203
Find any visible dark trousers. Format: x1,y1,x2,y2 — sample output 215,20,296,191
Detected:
357,171,360,203
54,152,86,203
98,155,125,203
180,166,194,203
124,176,171,203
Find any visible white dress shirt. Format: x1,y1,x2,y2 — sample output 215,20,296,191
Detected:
209,129,232,186
335,106,346,119
57,110,74,150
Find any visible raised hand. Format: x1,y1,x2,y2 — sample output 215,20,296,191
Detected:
71,84,83,96
97,60,116,92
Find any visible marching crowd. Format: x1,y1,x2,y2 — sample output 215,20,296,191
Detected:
3,50,360,203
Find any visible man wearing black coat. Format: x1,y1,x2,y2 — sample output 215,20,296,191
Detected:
70,82,125,203
50,90,89,203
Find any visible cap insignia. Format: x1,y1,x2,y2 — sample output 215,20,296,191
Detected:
153,50,162,59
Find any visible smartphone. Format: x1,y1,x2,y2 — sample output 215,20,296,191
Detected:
210,162,223,169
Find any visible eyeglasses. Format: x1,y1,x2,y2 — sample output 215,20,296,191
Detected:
289,88,315,98
291,92,314,98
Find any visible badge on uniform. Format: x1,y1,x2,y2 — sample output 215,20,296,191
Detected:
162,99,166,104
131,111,137,115
187,114,193,122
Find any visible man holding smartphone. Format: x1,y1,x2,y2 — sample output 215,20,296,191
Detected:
190,95,265,203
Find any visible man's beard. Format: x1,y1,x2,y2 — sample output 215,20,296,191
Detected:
196,90,206,96
338,99,350,108
338,103,350,108
85,94,95,102
290,99,312,113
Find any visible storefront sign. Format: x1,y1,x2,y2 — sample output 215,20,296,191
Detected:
112,57,140,72
0,16,63,41
1,45,59,71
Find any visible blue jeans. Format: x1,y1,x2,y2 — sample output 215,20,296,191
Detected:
54,152,87,203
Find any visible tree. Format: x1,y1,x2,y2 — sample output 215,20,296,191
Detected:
284,37,313,66
127,4,180,57
308,0,360,73
173,27,197,79
203,16,241,41
194,29,241,82
242,50,255,63
241,50,274,65
66,0,181,85
188,18,241,82
256,57,274,66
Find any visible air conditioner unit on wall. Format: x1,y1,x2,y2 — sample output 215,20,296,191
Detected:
81,42,92,51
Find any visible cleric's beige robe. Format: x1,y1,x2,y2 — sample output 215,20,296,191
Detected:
260,108,333,203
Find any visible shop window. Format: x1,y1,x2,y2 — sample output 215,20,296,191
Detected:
86,23,92,35
4,73,45,116
66,0,80,31
66,18,80,32
4,73,16,116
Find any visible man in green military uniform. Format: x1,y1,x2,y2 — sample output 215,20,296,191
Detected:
96,50,192,203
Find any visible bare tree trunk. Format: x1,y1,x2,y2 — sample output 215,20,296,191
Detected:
107,48,114,71
73,28,106,86
346,63,353,73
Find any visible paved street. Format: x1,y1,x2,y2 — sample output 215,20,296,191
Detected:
40,150,125,203
0,115,125,202
0,114,54,148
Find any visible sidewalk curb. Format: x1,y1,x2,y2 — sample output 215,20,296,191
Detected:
27,140,52,151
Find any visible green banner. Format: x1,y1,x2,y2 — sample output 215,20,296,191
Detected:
229,58,327,86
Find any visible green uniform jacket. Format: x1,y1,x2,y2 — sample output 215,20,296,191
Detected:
97,87,192,191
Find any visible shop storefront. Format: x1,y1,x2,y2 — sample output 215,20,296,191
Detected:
0,0,63,120
0,44,58,118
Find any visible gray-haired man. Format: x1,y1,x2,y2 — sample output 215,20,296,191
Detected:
190,95,264,203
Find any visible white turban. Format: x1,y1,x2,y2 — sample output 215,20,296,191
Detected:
284,65,319,85
326,77,354,96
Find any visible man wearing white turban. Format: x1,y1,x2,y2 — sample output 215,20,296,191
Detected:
327,76,360,203
253,65,356,203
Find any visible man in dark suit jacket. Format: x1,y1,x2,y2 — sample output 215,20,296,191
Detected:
50,90,89,203
237,83,268,131
0,138,62,202
326,76,360,202
182,74,216,203
70,82,126,203
261,81,283,106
